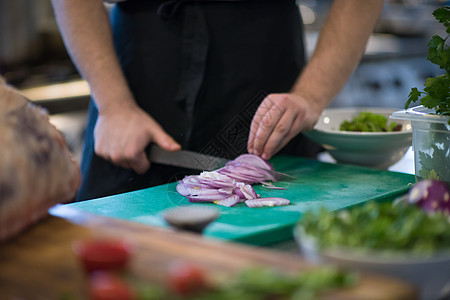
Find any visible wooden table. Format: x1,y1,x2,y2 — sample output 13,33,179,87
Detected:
0,205,418,300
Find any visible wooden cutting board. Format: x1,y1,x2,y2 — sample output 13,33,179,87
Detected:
0,211,418,300
67,156,415,245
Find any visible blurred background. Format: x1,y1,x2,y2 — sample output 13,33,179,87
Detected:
0,0,447,162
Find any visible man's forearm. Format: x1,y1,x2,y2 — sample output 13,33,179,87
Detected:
51,0,135,113
292,0,384,110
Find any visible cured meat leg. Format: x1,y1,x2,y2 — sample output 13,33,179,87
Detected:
0,77,81,242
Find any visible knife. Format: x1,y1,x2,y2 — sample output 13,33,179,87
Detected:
147,144,228,171
147,144,296,181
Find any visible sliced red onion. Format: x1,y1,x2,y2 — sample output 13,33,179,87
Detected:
245,198,290,208
214,195,240,207
408,180,450,214
197,171,235,188
184,187,235,202
180,185,217,196
234,187,245,199
217,170,256,184
218,187,234,195
176,183,190,196
261,182,287,190
224,162,270,176
180,176,213,189
177,154,290,208
231,154,273,170
187,191,231,202
180,184,212,194
218,165,273,184
234,182,258,200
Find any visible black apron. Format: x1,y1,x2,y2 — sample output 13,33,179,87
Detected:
76,0,321,201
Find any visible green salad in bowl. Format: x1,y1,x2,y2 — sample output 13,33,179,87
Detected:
339,112,401,132
294,180,450,300
304,107,411,169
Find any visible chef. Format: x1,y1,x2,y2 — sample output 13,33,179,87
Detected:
51,0,383,201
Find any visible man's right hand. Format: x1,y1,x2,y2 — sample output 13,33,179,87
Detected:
93,103,181,174
51,0,181,174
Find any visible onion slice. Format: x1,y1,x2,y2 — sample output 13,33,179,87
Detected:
176,154,291,208
231,154,273,170
197,171,235,188
245,198,290,208
187,190,233,202
261,182,287,190
214,195,241,207
234,182,258,200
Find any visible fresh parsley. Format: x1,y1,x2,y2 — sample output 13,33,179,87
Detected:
405,6,450,123
130,267,357,300
418,143,450,182
300,201,450,255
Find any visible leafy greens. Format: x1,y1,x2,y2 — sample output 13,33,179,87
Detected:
300,201,450,255
339,112,399,132
405,6,450,123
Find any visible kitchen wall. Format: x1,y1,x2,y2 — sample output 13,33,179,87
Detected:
0,0,86,161
0,0,78,87
1,0,445,89
300,0,444,109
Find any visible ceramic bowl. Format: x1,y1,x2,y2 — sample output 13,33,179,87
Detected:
293,226,450,300
304,107,412,169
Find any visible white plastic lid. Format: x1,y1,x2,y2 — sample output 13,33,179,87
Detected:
390,105,450,125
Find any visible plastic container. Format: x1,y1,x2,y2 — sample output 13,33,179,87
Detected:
391,106,450,184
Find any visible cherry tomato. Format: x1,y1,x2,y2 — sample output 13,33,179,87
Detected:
73,238,134,273
89,271,134,300
167,260,207,296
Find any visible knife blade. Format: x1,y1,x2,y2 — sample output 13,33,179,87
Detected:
147,144,228,171
147,145,296,181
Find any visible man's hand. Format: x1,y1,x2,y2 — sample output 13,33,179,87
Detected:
51,0,182,174
248,0,383,160
94,103,180,174
247,93,321,160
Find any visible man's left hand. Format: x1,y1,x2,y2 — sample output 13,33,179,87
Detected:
247,93,321,160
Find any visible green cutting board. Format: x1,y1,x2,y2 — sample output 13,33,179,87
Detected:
65,156,414,246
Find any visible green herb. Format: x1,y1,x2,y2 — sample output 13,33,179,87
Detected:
405,6,450,123
135,285,167,300
132,267,357,300
417,143,450,183
300,201,450,255
339,112,398,132
405,7,450,184
192,267,357,300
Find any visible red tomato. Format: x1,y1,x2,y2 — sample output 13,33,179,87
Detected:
89,271,134,300
167,260,207,296
73,238,134,273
